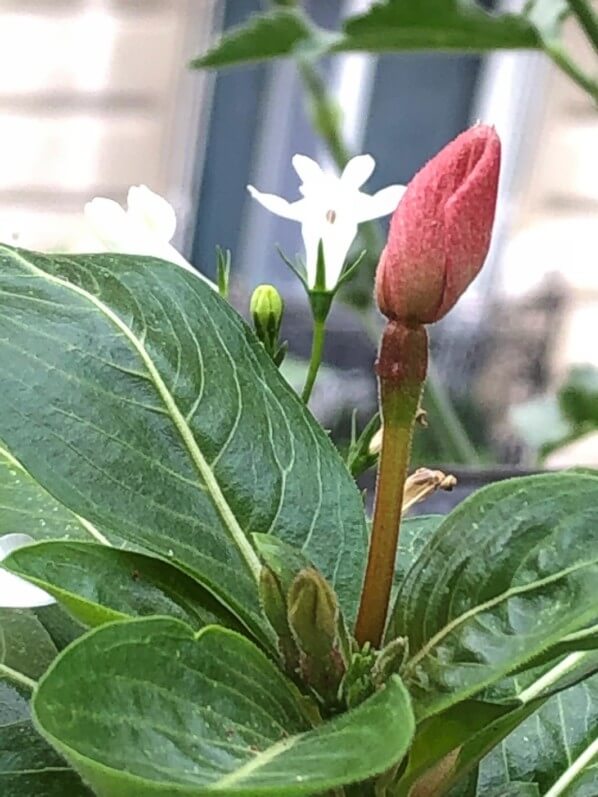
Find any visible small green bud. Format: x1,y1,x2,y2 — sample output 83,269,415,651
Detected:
287,569,345,706
287,568,338,658
259,567,288,638
259,566,299,674
250,284,284,350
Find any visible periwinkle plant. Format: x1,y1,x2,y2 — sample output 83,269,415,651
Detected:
0,125,595,797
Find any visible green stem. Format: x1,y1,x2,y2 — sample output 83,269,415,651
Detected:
302,317,327,404
547,44,598,104
0,663,36,691
425,361,481,465
566,0,598,55
355,381,421,648
355,323,427,648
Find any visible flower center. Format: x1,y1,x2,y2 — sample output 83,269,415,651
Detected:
326,209,337,224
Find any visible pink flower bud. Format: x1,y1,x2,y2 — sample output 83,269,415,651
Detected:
376,125,501,324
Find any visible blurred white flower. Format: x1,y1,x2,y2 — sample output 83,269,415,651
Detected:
84,185,212,285
0,534,55,608
248,154,405,291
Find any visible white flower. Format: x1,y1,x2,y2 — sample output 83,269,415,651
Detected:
84,185,213,286
248,154,405,291
0,534,55,608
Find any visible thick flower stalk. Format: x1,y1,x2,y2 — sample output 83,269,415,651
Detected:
355,125,501,648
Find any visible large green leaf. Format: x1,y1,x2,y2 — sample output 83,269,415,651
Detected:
191,1,544,70
337,0,541,53
476,671,598,796
397,650,598,796
0,445,100,542
34,617,415,795
0,245,367,639
394,514,443,590
0,609,90,796
4,540,243,631
390,474,598,720
191,8,327,69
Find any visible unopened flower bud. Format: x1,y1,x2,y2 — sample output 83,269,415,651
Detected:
250,284,283,346
287,568,338,658
259,567,289,640
287,568,344,705
376,125,501,325
259,566,299,673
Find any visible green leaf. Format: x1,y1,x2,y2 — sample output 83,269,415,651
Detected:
0,246,367,640
4,540,243,631
394,514,444,592
0,445,101,543
0,610,91,796
34,617,415,795
477,672,598,796
336,0,541,53
390,473,598,721
190,8,326,69
559,365,598,427
397,650,598,795
394,699,539,797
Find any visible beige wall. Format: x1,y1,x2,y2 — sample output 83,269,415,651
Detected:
0,0,216,251
499,14,598,374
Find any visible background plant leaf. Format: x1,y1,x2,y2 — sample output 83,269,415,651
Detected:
34,617,415,796
190,8,325,69
336,0,541,53
4,541,243,632
389,474,598,720
0,246,368,641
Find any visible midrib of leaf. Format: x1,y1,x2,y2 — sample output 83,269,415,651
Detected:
518,651,591,703
405,557,597,673
0,662,36,691
211,734,299,790
0,443,110,546
4,247,261,580
543,736,598,797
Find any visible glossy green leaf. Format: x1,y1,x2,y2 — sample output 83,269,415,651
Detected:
0,246,367,640
477,672,598,796
34,617,415,796
4,540,243,631
0,610,91,796
337,0,541,53
390,474,598,720
191,8,325,69
0,445,99,542
393,514,444,593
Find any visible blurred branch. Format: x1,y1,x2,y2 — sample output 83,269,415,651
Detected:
566,0,598,55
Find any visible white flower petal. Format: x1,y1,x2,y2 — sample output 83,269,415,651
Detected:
84,198,132,250
357,185,406,221
291,154,325,188
300,221,322,289
0,533,55,608
322,219,359,290
247,186,305,221
0,533,36,558
127,185,177,242
341,154,375,189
